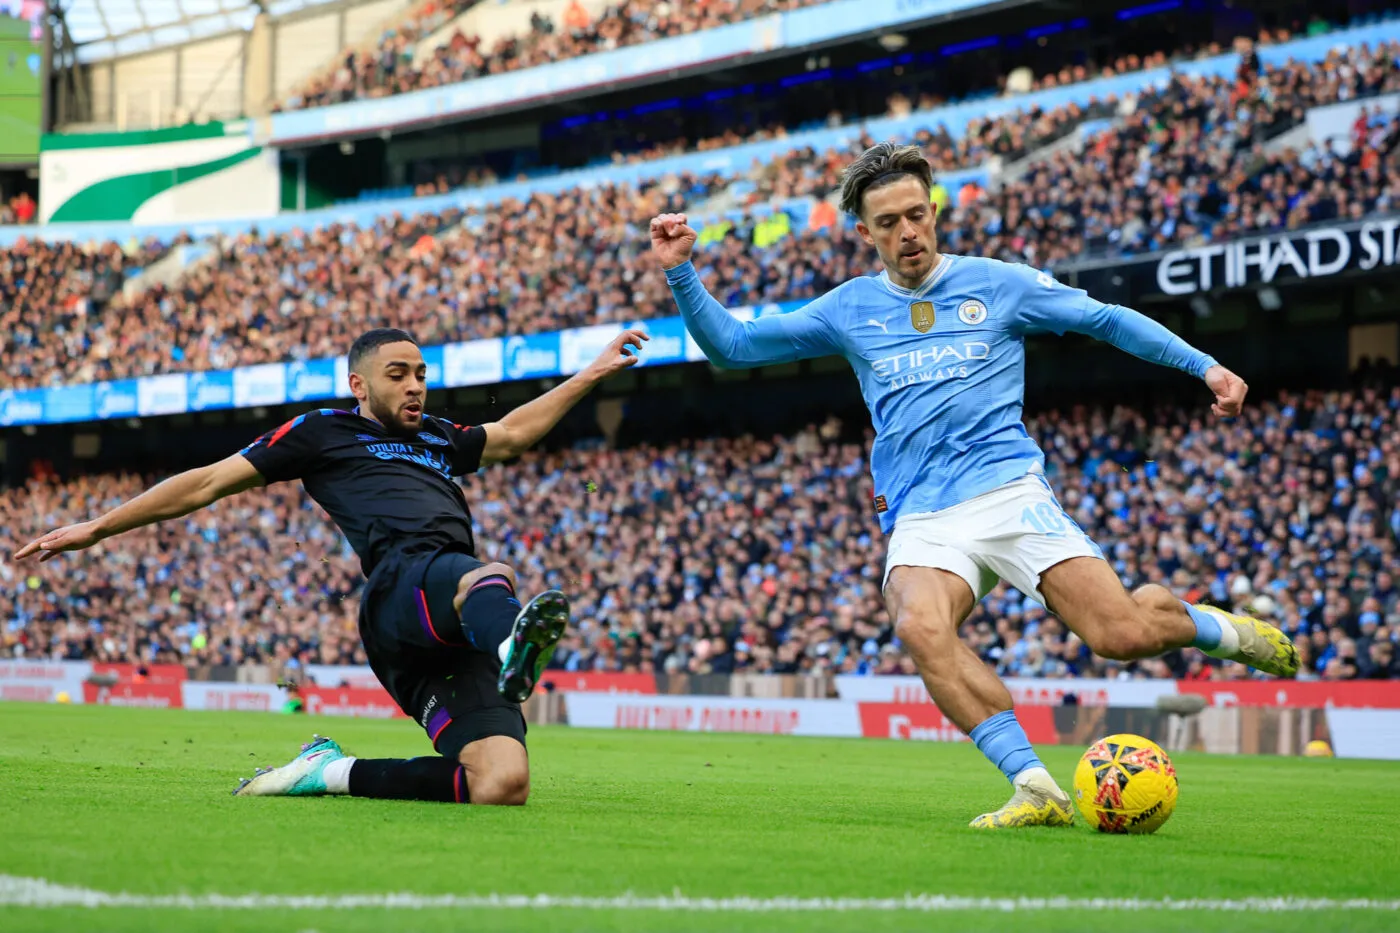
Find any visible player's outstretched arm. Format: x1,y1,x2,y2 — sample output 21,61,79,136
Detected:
1085,304,1248,416
1007,264,1247,417
478,329,647,465
650,213,839,369
11,454,264,563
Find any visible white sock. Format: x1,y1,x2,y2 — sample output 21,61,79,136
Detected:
1013,765,1056,791
1203,615,1243,659
322,756,356,795
498,636,512,666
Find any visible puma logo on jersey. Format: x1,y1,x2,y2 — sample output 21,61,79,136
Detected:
865,316,891,334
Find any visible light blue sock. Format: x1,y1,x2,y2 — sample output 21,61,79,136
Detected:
1183,601,1223,650
969,710,1044,784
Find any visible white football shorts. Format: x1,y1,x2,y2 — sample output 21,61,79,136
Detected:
883,472,1105,604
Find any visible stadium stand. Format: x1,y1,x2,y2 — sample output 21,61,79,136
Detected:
4,388,1399,681
280,0,483,112
940,48,1400,264
0,238,174,387
5,2,1400,699
281,0,831,111
2,38,1397,389
352,24,1315,196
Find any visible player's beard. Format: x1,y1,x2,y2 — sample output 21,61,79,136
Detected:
366,389,418,437
878,237,936,289
893,240,934,284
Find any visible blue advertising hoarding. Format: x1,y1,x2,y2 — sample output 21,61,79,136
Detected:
41,384,95,424
503,332,563,381
0,389,46,427
285,358,337,403
187,369,235,411
94,380,139,420
0,301,807,428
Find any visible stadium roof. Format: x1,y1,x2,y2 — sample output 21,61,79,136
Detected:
60,0,341,61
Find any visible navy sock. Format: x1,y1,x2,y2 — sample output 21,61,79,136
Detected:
459,574,522,653
968,710,1045,784
348,758,467,803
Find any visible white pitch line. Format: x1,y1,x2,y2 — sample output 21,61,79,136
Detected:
2,876,1398,913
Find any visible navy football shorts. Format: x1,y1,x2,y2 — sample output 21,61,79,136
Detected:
358,548,526,759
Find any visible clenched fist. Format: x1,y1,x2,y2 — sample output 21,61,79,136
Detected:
649,213,698,270
1204,365,1248,418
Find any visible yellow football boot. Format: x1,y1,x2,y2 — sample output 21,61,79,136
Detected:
1193,604,1299,678
970,772,1075,829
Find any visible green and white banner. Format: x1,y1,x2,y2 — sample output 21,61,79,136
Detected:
39,121,278,224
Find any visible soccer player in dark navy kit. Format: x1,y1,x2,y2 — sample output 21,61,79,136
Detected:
15,326,649,806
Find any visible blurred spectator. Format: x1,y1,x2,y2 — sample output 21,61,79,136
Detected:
8,192,36,225
926,44,1400,264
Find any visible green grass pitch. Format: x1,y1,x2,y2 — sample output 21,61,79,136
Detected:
0,34,41,96
2,704,1398,932
0,27,41,160
0,15,30,41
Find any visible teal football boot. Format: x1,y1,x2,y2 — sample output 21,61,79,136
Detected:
497,590,570,703
233,735,345,797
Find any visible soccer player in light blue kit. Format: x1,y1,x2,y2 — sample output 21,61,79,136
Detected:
651,142,1299,828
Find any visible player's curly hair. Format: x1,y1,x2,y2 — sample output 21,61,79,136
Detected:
838,142,934,218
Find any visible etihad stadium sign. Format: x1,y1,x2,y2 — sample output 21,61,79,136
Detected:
1156,218,1400,295
1067,217,1400,299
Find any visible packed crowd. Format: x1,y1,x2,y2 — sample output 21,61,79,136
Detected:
5,387,1400,682
0,238,172,388
939,40,1400,264
407,57,1126,192
404,24,1293,189
4,38,1397,391
274,0,1318,133
550,41,1217,174
2,469,368,671
284,0,827,111
281,0,476,112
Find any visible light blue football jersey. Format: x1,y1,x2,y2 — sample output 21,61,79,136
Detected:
666,254,1217,534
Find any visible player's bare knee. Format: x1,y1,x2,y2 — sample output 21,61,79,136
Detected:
471,768,530,806
1130,583,1179,615
463,561,516,591
453,562,517,613
884,569,974,658
1086,622,1160,661
894,609,959,659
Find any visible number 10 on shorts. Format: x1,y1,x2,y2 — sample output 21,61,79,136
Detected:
1021,503,1067,536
